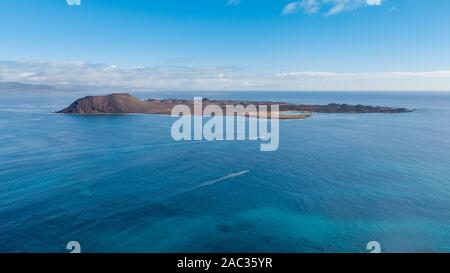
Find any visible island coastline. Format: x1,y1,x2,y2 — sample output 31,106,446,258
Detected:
57,93,413,120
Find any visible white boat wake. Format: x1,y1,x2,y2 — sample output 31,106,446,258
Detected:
168,170,251,199
187,170,250,192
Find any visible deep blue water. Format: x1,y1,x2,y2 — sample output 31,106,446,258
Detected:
0,91,449,253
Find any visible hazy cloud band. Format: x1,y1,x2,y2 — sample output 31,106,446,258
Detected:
1,60,449,91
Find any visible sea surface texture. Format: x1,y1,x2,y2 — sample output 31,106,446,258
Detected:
0,91,449,253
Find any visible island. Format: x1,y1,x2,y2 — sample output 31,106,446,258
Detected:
57,93,412,119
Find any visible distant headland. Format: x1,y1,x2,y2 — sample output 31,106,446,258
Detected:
57,93,413,119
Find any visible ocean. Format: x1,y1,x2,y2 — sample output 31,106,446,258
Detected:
0,91,449,253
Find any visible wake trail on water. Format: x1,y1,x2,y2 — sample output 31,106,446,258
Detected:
185,170,250,193
102,170,251,224
164,170,251,201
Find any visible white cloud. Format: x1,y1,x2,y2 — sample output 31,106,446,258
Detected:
1,60,450,91
366,0,382,6
275,70,450,79
282,2,299,14
272,70,450,91
282,0,383,16
283,0,320,15
0,60,253,91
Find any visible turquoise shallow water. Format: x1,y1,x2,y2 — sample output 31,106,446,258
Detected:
0,91,449,253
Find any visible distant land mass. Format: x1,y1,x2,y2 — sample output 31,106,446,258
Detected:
57,93,412,119
0,82,57,93
0,81,126,93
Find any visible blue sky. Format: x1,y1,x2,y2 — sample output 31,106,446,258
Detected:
1,0,450,91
